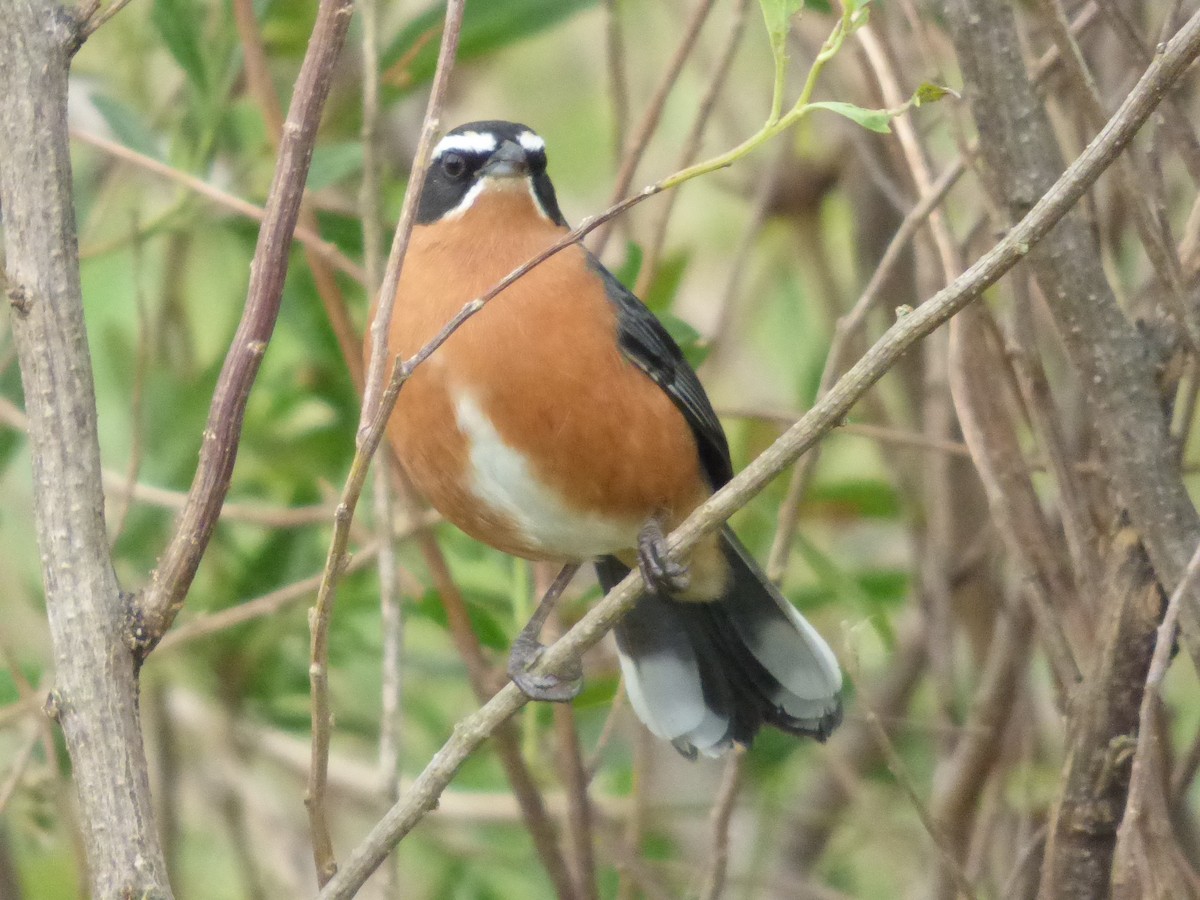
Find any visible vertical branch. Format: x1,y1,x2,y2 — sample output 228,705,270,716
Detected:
359,0,405,893
590,0,718,256
603,0,630,169
941,0,1200,668
137,0,357,650
0,2,171,896
306,1,466,886
231,0,366,390
636,0,753,295
699,751,746,900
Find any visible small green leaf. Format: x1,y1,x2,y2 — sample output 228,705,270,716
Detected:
152,0,209,91
759,0,805,45
307,142,364,191
809,100,894,133
612,242,644,291
91,95,162,160
913,81,958,107
384,0,598,92
642,250,690,314
659,311,710,369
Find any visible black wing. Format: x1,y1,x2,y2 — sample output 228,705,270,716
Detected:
586,251,733,489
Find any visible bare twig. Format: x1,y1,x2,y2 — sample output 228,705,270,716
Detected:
306,0,465,885
136,0,357,652
637,0,752,294
553,676,599,900
231,0,365,389
154,513,438,653
862,704,980,900
70,129,366,284
359,0,405,887
765,153,966,583
603,0,630,168
699,750,747,900
591,0,718,256
1113,540,1200,896
78,0,135,38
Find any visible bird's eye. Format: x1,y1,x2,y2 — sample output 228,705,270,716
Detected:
529,152,547,174
441,152,467,179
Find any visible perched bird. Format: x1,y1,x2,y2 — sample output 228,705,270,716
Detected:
370,120,842,757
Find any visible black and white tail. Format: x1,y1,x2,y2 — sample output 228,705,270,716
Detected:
597,528,843,759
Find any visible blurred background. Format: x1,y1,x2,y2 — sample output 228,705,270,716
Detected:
3,0,1200,897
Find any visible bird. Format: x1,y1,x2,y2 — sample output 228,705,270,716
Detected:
369,119,842,758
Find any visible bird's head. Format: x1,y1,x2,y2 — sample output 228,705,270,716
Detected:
416,120,567,227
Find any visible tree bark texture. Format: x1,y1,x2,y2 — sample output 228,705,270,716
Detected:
940,0,1200,662
0,2,172,897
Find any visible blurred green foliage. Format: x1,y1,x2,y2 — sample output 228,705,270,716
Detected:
0,0,921,897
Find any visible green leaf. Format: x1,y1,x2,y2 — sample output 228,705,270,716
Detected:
151,0,209,91
306,141,364,191
90,95,162,160
659,311,711,369
913,81,958,107
384,0,598,92
612,242,644,291
759,0,805,45
642,250,689,314
809,100,894,133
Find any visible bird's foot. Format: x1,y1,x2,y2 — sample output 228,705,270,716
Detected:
507,631,583,703
637,516,690,595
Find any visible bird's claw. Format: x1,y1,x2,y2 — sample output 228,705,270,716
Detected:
507,631,583,703
638,517,690,594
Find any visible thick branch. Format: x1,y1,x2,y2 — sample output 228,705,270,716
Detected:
0,2,170,896
137,0,355,651
940,0,1200,668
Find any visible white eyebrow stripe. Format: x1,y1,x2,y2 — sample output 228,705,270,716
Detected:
518,131,546,153
433,131,497,158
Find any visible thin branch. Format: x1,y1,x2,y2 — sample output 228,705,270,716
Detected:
359,0,404,881
316,18,1200,894
553,669,599,900
231,0,365,389
154,513,438,653
591,0,718,256
70,129,366,284
699,750,746,900
765,152,967,582
637,0,752,295
862,705,980,900
78,0,135,39
135,0,357,653
603,0,630,169
306,0,466,884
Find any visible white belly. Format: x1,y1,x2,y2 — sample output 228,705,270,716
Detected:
454,391,639,559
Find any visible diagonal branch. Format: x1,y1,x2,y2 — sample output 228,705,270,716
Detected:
134,0,356,654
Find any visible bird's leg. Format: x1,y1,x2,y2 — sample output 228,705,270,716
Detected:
508,562,583,702
637,514,690,595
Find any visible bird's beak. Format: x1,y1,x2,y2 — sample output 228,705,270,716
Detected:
481,140,529,179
